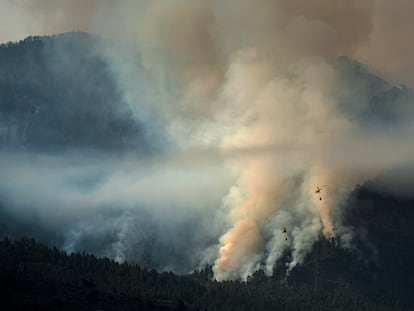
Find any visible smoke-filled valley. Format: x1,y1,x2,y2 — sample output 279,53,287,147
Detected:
1,2,414,309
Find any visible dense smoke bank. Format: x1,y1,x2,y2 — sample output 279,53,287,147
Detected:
1,0,414,281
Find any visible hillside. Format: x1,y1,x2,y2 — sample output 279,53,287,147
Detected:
1,180,413,310
1,33,414,310
0,238,409,310
2,33,414,152
0,32,152,152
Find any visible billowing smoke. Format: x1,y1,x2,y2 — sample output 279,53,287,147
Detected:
1,0,414,281
122,0,414,280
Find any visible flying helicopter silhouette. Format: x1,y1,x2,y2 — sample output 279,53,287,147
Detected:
314,185,327,200
282,227,288,241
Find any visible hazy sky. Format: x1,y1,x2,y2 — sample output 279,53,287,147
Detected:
1,0,414,87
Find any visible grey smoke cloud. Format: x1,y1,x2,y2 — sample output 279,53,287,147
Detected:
2,0,413,88
0,151,232,271
1,0,414,281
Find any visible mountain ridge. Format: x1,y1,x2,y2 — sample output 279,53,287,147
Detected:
1,32,413,310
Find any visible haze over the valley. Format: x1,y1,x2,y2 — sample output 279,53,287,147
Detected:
1,0,414,281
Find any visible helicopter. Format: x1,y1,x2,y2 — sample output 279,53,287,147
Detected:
282,227,288,241
314,185,327,200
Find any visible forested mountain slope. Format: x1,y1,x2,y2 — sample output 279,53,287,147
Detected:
0,32,151,151
1,180,413,311
1,32,414,310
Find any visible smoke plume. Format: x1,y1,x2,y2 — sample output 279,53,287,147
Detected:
1,0,414,281
123,0,414,280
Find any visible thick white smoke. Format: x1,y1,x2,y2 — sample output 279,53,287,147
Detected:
2,0,414,281
121,0,414,281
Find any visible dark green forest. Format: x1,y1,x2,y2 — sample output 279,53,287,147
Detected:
0,228,410,311
1,182,414,310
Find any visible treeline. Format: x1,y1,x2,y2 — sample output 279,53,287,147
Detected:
0,237,410,311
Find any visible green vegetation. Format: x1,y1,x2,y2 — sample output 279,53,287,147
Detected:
0,237,411,311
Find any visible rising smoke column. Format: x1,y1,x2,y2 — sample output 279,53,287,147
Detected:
212,54,360,280
4,0,414,281
125,0,379,281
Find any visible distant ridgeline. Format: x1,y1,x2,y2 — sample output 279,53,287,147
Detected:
0,32,150,152
334,56,414,126
1,32,414,152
